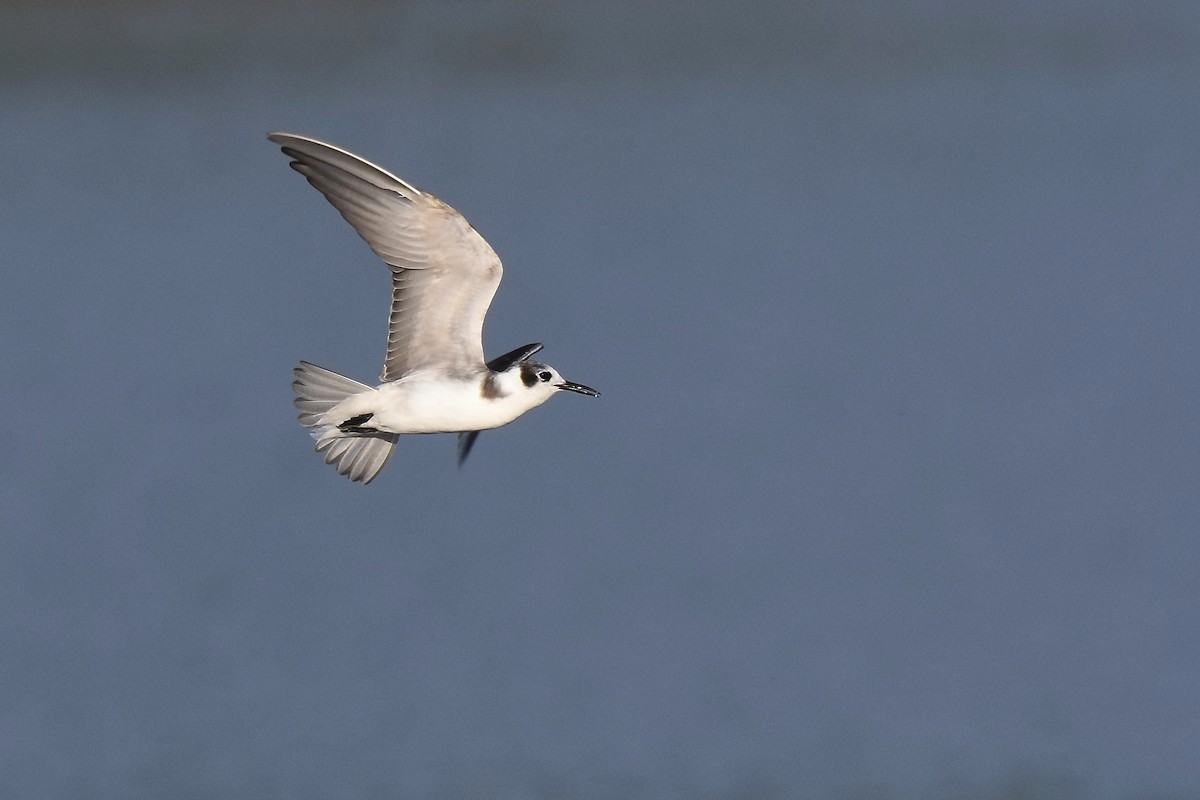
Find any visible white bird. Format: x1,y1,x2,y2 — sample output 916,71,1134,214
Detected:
269,133,599,484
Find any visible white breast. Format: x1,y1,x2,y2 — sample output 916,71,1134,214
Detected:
365,376,542,434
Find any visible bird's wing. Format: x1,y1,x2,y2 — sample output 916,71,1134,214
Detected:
456,431,481,468
269,133,503,380
485,342,544,372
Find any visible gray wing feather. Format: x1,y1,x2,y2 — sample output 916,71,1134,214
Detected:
269,133,503,379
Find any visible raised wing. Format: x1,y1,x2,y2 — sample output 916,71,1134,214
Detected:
269,133,503,380
485,342,543,372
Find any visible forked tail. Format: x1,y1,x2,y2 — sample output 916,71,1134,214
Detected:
292,361,396,484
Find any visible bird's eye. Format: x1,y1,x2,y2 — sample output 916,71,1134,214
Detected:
538,371,552,382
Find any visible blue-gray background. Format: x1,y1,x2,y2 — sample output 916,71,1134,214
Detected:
2,2,1198,798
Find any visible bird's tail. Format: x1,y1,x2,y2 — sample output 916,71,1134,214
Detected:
292,361,397,484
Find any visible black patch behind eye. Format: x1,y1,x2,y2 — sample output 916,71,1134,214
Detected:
519,363,539,387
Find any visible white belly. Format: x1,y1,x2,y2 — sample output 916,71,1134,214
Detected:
347,377,530,435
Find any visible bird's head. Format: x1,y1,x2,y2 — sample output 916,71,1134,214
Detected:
491,360,600,404
522,360,599,398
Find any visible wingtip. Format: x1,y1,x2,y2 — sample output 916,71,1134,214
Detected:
457,431,480,468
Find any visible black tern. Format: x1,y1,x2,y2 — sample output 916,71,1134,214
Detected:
269,133,599,484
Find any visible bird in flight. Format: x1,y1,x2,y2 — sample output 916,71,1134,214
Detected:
269,133,599,484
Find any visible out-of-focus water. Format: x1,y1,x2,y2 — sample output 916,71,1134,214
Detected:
2,2,1198,798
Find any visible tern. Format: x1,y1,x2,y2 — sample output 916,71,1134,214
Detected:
269,133,599,484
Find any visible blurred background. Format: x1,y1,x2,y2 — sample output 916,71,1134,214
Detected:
2,2,1198,798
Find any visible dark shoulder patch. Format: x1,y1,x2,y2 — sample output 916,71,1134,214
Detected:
480,373,505,399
